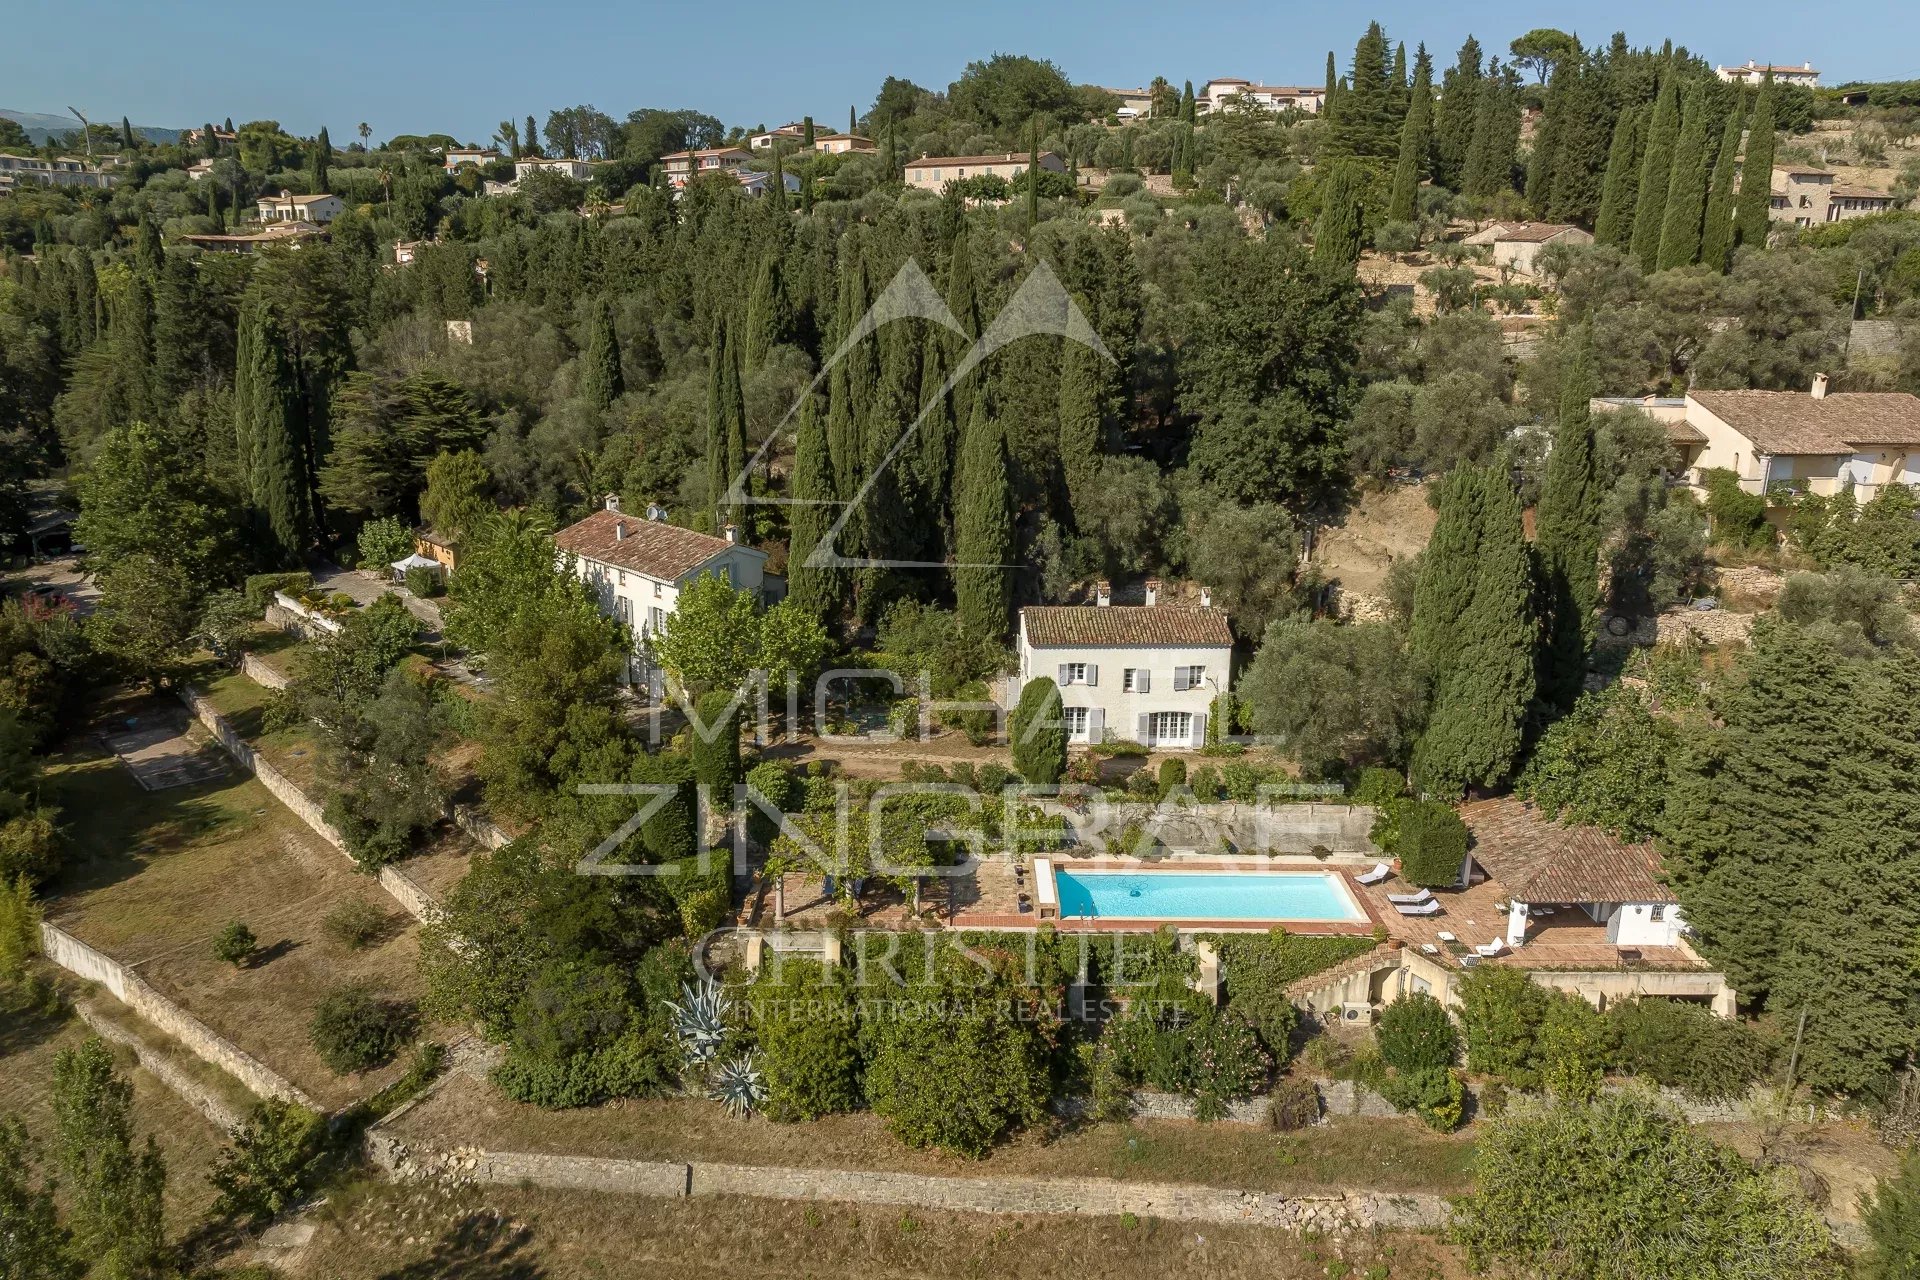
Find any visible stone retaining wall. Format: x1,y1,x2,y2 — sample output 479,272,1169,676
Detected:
451,804,511,851
1036,799,1379,856
71,1000,248,1132
364,1130,1447,1233
240,652,290,691
40,922,317,1111
271,590,342,637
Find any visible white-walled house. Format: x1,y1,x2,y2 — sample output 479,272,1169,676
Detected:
553,497,768,687
1016,591,1233,749
256,190,342,223
514,156,596,183
1461,799,1688,951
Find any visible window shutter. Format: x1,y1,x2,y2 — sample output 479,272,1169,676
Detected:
1137,669,1150,693
1137,713,1151,744
1087,707,1104,742
1057,664,1070,685
1172,667,1190,691
1086,664,1098,686
1189,712,1208,748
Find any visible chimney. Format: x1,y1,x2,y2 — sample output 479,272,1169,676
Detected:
723,523,740,545
603,492,622,513
614,520,627,541
1200,585,1212,608
1143,578,1161,607
1095,580,1111,607
645,502,667,522
1812,372,1830,400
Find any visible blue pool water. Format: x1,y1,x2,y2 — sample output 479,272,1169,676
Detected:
1053,869,1365,923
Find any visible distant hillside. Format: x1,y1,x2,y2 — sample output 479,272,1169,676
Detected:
1,108,180,145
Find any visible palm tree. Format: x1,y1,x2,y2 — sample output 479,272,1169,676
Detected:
357,121,371,152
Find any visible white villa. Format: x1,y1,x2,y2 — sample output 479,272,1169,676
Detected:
902,151,1066,193
256,190,342,224
1016,585,1233,750
554,497,767,688
514,156,596,182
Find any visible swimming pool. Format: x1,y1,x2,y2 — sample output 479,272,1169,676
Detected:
1046,866,1367,924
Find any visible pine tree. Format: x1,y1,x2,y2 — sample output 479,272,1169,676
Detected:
1629,70,1681,272
1593,104,1644,247
579,298,623,410
1313,162,1369,272
952,387,1012,640
1534,328,1601,712
1656,80,1713,270
744,252,788,368
1411,466,1535,796
1434,37,1484,189
1057,337,1103,522
1326,21,1399,161
1388,48,1433,222
1699,99,1747,272
786,391,842,621
1734,75,1777,252
309,126,333,193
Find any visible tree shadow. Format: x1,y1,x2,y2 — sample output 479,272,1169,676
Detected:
246,937,302,969
377,1213,545,1280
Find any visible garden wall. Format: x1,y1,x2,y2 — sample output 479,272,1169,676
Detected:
39,922,317,1111
1037,799,1379,856
71,1000,249,1132
240,652,290,691
270,590,342,637
363,1129,1447,1233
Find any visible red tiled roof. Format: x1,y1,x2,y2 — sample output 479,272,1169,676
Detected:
1460,798,1672,904
553,509,747,580
905,152,1061,169
1494,221,1586,243
1021,605,1233,648
1689,389,1920,453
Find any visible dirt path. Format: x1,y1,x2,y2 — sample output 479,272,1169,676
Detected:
1313,482,1435,598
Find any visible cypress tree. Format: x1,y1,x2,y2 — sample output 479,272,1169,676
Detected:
916,336,958,559
111,274,156,424
770,144,788,211
1323,52,1338,105
1546,57,1615,225
824,306,861,505
135,215,163,277
309,126,332,193
1526,59,1574,212
1434,37,1484,189
722,333,748,535
200,122,218,159
1629,71,1681,272
802,116,815,147
848,105,857,135
1180,80,1195,123
579,298,623,410
1411,466,1535,797
1699,99,1747,272
1656,80,1713,270
744,252,789,368
1389,42,1409,121
1462,63,1520,198
704,316,730,524
120,116,134,150
1326,21,1398,162
1593,104,1644,247
1057,337,1102,522
1313,162,1369,272
1534,328,1601,712
787,391,842,621
1025,125,1040,225
250,312,311,563
944,223,981,430
206,175,220,221
952,387,1012,640
524,115,539,156
1734,75,1777,252
1387,48,1433,222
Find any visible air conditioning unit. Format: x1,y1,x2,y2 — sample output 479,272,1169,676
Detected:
1340,1002,1373,1024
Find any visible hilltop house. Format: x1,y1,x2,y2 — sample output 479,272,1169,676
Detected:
1716,60,1820,88
811,133,874,154
1016,584,1233,749
661,147,753,189
902,151,1066,193
1771,166,1903,226
1592,377,1920,511
443,147,499,173
553,496,768,687
749,123,809,150
0,154,118,191
514,156,596,183
1200,79,1326,114
256,190,342,224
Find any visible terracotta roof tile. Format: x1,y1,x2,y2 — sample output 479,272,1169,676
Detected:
905,152,1061,169
553,509,747,580
1461,798,1672,904
1021,606,1233,648
1689,390,1920,453
1493,221,1586,243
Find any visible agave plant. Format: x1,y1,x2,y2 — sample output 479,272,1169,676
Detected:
709,1052,767,1117
664,978,730,1068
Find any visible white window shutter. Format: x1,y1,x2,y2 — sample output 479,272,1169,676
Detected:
1057,664,1070,685
1086,664,1098,686
1173,667,1190,691
1137,712,1151,744
1137,669,1150,693
1087,707,1104,742
1189,712,1208,748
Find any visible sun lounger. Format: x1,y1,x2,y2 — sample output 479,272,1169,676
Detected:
1355,862,1391,885
1394,899,1441,916
1474,940,1506,957
1386,888,1432,906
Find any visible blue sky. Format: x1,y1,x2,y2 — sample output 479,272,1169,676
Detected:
9,0,1915,143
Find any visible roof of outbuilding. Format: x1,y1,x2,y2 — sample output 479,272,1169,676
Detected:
1460,798,1673,904
553,509,758,581
1020,605,1234,648
1688,389,1920,453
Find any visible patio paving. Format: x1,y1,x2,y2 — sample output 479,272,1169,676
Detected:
100,711,232,791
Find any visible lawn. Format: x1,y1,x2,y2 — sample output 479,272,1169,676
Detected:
294,1178,1470,1280
0,995,228,1233
44,699,445,1111
194,662,326,793
389,1071,1477,1197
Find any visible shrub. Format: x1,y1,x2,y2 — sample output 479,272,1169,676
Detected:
1457,965,1550,1077
952,679,997,745
357,517,415,571
243,571,312,614
745,760,796,845
308,985,416,1074
213,920,257,967
1607,998,1772,1100
1348,766,1406,808
976,762,1012,794
322,899,387,951
751,959,861,1122
1189,765,1221,800
1381,1064,1466,1131
690,691,742,796
403,564,441,598
209,1099,328,1224
1702,468,1773,550
1157,758,1187,793
1010,678,1067,784
1268,1076,1321,1130
1397,801,1468,888
1377,992,1459,1073
1189,1010,1271,1121
1126,767,1160,799
1217,930,1377,1056
677,885,730,937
